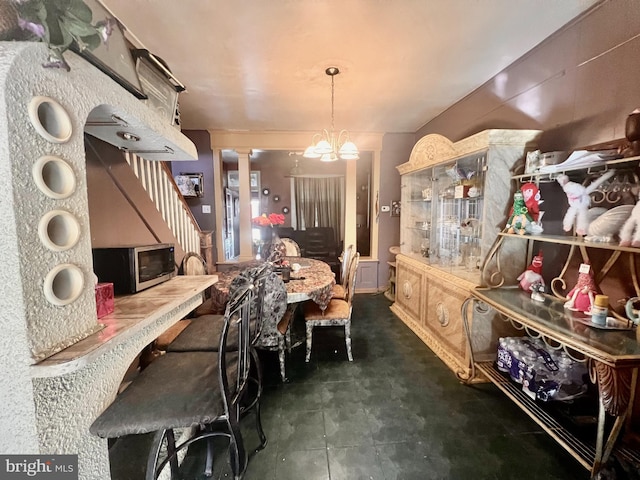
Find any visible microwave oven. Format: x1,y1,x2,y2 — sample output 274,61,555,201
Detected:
92,244,176,294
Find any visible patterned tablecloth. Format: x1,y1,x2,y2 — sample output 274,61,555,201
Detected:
210,257,336,312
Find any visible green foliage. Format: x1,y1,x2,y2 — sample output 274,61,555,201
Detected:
15,0,111,70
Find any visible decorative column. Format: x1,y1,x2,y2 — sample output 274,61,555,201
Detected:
236,149,254,260
344,157,357,252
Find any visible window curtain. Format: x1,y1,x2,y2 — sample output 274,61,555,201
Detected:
293,176,344,243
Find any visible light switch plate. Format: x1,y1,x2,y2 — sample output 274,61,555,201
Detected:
202,205,211,213
381,205,390,212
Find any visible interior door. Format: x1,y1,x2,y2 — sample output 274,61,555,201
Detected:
224,188,240,259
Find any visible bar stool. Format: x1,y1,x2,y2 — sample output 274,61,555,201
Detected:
90,284,256,480
167,264,290,382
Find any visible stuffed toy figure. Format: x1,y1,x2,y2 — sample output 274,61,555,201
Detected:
619,200,640,247
505,191,533,235
556,170,615,236
517,251,544,292
564,265,598,313
520,182,543,222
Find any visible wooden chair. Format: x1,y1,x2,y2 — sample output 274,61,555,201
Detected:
90,283,256,479
331,244,355,300
304,252,359,362
280,237,301,256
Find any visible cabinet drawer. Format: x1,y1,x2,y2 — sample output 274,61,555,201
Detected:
396,259,424,321
424,277,468,359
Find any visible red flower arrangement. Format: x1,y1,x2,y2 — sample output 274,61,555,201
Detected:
252,213,285,227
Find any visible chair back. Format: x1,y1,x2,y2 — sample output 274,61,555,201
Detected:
228,264,287,347
340,244,355,288
218,283,254,413
179,252,207,276
281,237,301,256
252,271,288,349
345,252,360,305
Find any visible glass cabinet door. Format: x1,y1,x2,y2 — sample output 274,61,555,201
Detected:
400,167,433,258
432,153,486,272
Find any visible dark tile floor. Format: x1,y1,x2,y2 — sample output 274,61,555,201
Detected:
111,293,596,479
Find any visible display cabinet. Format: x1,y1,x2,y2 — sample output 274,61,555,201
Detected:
462,154,640,476
391,130,541,378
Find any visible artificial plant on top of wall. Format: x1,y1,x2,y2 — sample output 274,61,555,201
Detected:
1,0,114,71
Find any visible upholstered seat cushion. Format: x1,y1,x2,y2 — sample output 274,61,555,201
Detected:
90,351,237,438
155,319,193,350
166,314,227,352
331,284,346,300
304,298,350,321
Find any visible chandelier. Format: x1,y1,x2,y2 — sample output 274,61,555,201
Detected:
303,67,359,162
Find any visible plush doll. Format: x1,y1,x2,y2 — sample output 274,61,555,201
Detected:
517,251,544,292
505,191,533,235
619,200,640,247
564,265,598,313
556,170,615,236
520,182,543,222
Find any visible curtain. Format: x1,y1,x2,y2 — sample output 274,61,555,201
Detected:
293,176,344,243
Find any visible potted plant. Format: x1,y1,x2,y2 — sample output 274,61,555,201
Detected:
4,0,114,71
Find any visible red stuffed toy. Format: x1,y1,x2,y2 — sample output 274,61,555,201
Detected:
517,251,544,292
520,182,542,222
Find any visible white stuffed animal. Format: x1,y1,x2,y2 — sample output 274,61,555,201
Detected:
619,200,640,247
556,170,615,236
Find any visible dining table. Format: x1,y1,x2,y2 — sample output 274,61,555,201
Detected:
210,257,336,313
208,257,336,381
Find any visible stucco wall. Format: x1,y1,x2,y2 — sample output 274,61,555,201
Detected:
0,41,196,478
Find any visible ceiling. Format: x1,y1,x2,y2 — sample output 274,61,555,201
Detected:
102,0,600,135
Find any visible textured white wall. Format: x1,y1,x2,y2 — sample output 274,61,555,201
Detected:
0,42,197,478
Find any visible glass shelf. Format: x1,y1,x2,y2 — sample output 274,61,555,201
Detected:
498,232,640,253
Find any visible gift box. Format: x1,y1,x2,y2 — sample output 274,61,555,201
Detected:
95,282,114,319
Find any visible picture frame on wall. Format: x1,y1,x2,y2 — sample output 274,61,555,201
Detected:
175,173,204,198
70,0,146,99
227,171,261,192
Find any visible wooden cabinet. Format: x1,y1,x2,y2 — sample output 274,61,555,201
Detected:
391,130,541,378
393,255,425,323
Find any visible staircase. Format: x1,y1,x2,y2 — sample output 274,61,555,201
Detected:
124,152,201,255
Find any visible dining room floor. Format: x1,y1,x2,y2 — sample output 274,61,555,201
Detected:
108,293,611,479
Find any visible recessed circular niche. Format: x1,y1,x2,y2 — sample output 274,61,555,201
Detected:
38,210,81,252
32,155,76,199
282,206,290,214
43,263,84,306
28,96,73,144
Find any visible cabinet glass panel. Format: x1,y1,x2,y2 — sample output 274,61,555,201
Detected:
400,168,433,258
432,154,485,274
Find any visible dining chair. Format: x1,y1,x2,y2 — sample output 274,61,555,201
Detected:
167,263,291,382
331,244,355,300
304,252,359,362
280,237,301,256
90,283,256,480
